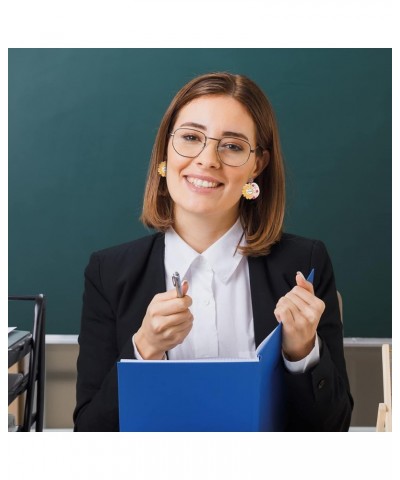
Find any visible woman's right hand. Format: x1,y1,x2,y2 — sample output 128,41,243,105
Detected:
134,281,193,359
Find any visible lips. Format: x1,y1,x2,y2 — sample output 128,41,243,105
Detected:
185,175,223,189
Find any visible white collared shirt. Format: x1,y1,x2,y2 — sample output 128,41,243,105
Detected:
165,220,256,360
133,219,319,372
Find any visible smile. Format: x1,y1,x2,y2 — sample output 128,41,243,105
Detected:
186,176,222,189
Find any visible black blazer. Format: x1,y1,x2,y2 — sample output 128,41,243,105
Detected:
73,232,353,431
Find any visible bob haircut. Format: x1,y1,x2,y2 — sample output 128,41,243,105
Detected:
141,72,285,256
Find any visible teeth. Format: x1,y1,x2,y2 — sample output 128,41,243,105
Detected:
187,177,219,188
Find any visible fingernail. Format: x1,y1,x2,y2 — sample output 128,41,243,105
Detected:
296,271,305,279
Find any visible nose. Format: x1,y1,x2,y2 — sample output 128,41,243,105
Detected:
194,139,221,169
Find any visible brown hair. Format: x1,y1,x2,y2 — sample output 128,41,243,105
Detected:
140,72,285,256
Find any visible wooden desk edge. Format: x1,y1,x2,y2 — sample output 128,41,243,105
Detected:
45,335,392,347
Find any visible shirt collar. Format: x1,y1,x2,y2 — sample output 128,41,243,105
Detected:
164,219,246,284
165,228,199,282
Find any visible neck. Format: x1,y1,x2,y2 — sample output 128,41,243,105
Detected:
173,211,239,253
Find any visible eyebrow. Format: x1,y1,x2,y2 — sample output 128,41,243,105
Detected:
179,122,250,142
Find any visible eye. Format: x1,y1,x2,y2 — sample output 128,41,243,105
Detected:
219,141,244,152
183,134,201,142
177,129,204,143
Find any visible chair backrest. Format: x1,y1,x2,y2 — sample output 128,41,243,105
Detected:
8,295,46,431
376,344,392,432
337,291,343,323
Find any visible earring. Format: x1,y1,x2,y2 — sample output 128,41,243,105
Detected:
242,180,260,200
157,161,167,177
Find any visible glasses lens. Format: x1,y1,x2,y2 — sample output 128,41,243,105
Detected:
172,128,205,158
218,138,251,166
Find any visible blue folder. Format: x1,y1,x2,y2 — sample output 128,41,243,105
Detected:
117,323,285,432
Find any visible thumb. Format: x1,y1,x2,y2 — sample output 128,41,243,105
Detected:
181,280,189,296
296,271,314,294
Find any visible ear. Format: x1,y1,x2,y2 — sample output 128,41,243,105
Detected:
251,150,270,179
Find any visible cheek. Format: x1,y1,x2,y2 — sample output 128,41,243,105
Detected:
167,142,189,170
229,171,251,189
166,143,174,165
165,150,188,194
166,150,180,177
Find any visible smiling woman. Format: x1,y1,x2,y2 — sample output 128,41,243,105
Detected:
164,95,265,247
73,72,353,432
142,73,285,256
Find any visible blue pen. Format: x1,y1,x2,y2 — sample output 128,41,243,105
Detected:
306,268,315,284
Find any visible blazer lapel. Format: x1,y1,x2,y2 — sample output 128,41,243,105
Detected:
248,256,280,348
121,233,166,339
145,233,167,294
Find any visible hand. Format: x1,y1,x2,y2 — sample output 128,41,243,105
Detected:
134,281,193,360
274,272,325,361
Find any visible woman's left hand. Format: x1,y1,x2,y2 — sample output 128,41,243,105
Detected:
274,272,325,361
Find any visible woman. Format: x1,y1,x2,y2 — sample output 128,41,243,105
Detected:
73,72,353,431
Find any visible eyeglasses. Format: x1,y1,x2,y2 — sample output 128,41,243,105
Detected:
169,128,258,167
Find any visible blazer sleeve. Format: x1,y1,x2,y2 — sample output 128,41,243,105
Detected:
284,240,354,431
73,253,136,432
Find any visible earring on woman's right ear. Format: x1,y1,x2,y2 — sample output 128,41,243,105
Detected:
157,161,167,177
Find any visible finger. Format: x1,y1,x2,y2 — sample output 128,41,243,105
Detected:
290,284,317,305
153,310,193,333
154,288,185,302
154,280,189,301
274,298,296,327
276,296,321,332
162,317,194,340
165,309,193,327
286,289,317,314
147,295,192,318
277,295,311,325
151,286,192,305
285,291,314,317
162,295,193,315
181,280,189,296
285,292,320,325
286,285,325,316
296,271,314,294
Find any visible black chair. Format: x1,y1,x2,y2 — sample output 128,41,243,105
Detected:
8,295,46,431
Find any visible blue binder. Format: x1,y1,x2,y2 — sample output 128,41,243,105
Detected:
117,323,285,432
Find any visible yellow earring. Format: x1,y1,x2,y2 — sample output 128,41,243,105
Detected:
157,161,167,177
242,180,260,200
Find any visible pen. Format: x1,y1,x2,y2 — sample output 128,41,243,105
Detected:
306,268,315,284
172,272,183,298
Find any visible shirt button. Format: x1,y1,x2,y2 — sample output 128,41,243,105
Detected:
204,299,210,306
317,379,326,390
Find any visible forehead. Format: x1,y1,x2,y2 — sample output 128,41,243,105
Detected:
174,95,256,139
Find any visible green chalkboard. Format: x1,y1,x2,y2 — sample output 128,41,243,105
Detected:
9,49,391,337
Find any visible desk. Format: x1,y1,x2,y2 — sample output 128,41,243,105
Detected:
8,294,46,432
9,330,32,366
43,335,392,429
8,330,32,407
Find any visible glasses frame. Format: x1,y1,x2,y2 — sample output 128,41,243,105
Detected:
169,127,259,167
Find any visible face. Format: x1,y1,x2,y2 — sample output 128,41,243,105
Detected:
166,95,263,226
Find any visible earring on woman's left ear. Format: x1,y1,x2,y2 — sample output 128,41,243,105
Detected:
242,180,260,200
157,161,167,177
